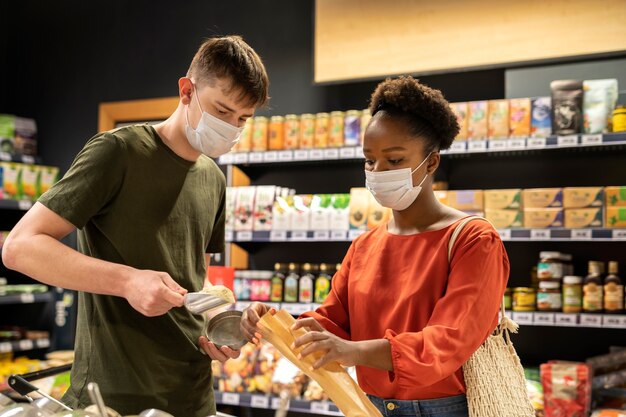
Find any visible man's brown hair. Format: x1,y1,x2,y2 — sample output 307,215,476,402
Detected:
188,35,269,108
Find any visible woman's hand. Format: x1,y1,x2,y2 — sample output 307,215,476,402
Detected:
291,317,362,370
240,302,276,344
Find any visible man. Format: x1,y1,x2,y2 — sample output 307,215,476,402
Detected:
2,35,269,416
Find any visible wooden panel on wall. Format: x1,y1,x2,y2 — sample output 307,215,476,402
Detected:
98,97,179,132
315,0,626,83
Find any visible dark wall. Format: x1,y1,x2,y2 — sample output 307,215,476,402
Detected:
3,0,504,171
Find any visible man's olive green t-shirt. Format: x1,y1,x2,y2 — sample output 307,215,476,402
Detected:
38,125,225,416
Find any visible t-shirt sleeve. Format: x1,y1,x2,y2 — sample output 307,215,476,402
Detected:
206,181,226,253
38,133,127,229
299,240,355,340
384,223,509,388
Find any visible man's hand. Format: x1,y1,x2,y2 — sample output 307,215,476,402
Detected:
199,336,241,362
123,270,187,316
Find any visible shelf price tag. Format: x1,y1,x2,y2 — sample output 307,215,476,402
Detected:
271,397,285,409
450,141,467,153
323,148,339,159
276,151,292,162
233,153,249,164
270,231,288,242
554,313,578,327
602,315,626,329
581,134,602,145
309,149,324,160
22,155,35,164
0,152,11,161
468,140,487,152
237,231,253,242
612,230,626,240
264,151,279,162
219,154,234,165
580,314,603,327
18,200,33,211
311,402,331,413
348,229,365,240
36,339,50,348
313,231,330,241
225,231,234,243
221,393,240,406
497,229,512,240
527,137,547,148
557,135,578,147
20,294,35,304
571,229,592,240
331,230,347,240
293,150,309,161
488,140,508,151
251,395,270,409
266,302,281,311
530,229,551,240
533,313,555,326
507,138,526,149
248,152,264,163
512,312,533,325
18,340,34,351
339,147,357,159
290,231,308,241
0,342,11,353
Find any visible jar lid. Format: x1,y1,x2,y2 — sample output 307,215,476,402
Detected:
270,115,285,121
514,287,535,292
560,254,573,261
539,281,561,289
316,112,329,117
563,275,583,284
539,251,562,260
330,111,345,116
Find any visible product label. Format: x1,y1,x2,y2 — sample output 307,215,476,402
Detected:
314,276,331,304
563,286,583,309
513,292,536,310
284,277,298,302
604,283,624,311
298,276,313,303
583,283,603,311
270,277,284,302
537,292,562,311
538,262,564,279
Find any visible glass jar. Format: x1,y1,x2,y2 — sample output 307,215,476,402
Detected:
537,281,562,312
513,287,536,312
503,288,513,310
537,251,571,281
562,275,583,313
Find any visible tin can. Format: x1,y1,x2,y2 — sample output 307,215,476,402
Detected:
269,115,285,150
299,113,315,149
236,118,253,152
329,111,345,147
252,116,268,151
613,105,626,133
284,114,300,149
344,110,361,146
314,112,330,148
360,109,372,143
513,287,536,312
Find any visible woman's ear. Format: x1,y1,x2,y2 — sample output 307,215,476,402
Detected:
426,152,440,174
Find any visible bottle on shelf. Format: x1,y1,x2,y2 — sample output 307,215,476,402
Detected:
604,261,624,314
270,263,287,303
298,263,315,303
283,263,300,303
583,261,604,313
562,276,583,313
314,263,333,304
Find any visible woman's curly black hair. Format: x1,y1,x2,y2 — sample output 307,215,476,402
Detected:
368,76,459,152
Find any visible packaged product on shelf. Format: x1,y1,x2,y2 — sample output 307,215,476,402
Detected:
252,342,283,394
583,261,604,313
592,368,626,390
270,263,287,303
314,112,329,148
360,109,371,143
485,209,523,229
605,206,626,228
253,186,277,231
284,114,300,149
541,362,591,417
0,162,23,200
523,188,563,208
344,110,361,146
269,115,285,150
524,208,564,228
605,186,626,207
291,194,313,230
330,193,350,230
298,263,315,303
310,194,332,230
349,187,369,230
551,79,584,135
583,78,619,134
272,194,294,231
604,261,623,313
513,287,536,312
538,251,572,281
562,276,583,313
587,348,626,375
234,186,256,231
328,111,345,148
225,187,237,231
249,271,272,302
449,102,468,141
367,192,391,230
13,116,38,156
21,164,39,201
445,190,484,211
484,189,523,210
563,187,604,208
235,118,253,152
509,98,531,138
38,166,59,197
299,113,315,149
537,281,562,312
0,114,16,154
271,356,309,398
531,97,552,138
283,263,300,303
213,343,258,392
613,105,626,132
564,208,603,228
233,270,251,301
314,263,333,304
488,99,509,139
304,379,330,401
252,116,269,152
467,100,488,140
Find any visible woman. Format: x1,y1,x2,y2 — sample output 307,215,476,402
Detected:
241,76,509,417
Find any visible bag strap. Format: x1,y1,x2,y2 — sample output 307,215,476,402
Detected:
447,216,518,339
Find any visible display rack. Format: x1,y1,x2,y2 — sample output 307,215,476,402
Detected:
0,152,40,165
0,292,54,305
214,391,341,416
0,338,50,354
0,200,33,211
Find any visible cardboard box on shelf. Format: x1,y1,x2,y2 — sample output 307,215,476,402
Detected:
605,206,626,228
21,164,40,202
253,186,277,231
367,192,391,230
449,102,468,141
0,162,23,200
329,194,350,231
291,195,313,231
234,186,256,231
530,97,552,138
484,189,523,210
488,99,509,139
225,187,237,232
468,101,488,140
272,194,294,231
605,186,626,207
509,98,531,138
38,166,59,197
524,208,564,228
349,188,370,230
446,190,484,211
563,187,604,209
485,209,524,229
564,208,603,229
310,194,332,230
522,188,563,208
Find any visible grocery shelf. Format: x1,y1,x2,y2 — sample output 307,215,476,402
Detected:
0,292,53,305
0,338,50,354
215,391,341,416
234,301,321,315
218,133,626,166
226,228,626,243
0,199,33,211
508,311,626,329
0,152,40,165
